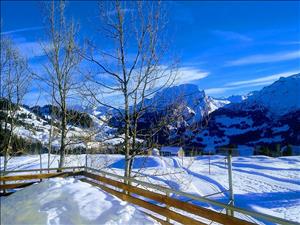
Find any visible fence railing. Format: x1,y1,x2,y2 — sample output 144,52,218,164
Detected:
0,166,299,225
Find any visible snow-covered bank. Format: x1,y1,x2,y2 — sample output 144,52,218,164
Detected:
1,178,159,225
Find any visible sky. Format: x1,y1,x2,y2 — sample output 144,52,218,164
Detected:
1,1,300,106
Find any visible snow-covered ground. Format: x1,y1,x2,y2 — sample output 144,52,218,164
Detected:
1,154,300,224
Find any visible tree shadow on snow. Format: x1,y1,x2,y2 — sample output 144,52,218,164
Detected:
109,157,160,169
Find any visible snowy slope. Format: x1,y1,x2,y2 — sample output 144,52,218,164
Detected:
9,106,53,144
189,107,300,151
206,96,230,113
1,105,115,150
209,94,248,111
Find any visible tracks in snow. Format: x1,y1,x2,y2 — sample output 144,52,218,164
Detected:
170,157,228,198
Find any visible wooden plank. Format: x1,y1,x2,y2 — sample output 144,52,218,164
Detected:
130,187,254,225
0,182,35,190
0,166,85,175
82,171,254,225
0,171,79,181
82,171,126,189
81,178,206,225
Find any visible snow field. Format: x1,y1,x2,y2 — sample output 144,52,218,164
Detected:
1,154,299,224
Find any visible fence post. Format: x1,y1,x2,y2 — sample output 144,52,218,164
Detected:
39,148,43,182
208,153,211,175
227,148,234,216
165,190,171,222
85,153,88,171
3,180,6,194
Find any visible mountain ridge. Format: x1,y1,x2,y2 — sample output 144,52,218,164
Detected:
2,73,299,154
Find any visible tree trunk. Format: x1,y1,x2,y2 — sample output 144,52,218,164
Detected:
124,93,131,181
3,126,9,172
48,125,52,172
3,111,13,172
48,94,54,172
3,149,9,172
58,107,67,171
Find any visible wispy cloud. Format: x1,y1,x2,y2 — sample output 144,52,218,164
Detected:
277,41,300,45
176,67,209,84
15,40,51,59
226,50,300,66
227,71,300,86
206,70,300,95
206,87,234,95
212,30,252,42
151,66,209,89
1,26,44,35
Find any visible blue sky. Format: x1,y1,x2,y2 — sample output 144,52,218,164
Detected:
1,1,300,106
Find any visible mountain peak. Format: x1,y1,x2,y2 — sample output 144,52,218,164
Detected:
144,84,205,110
159,84,204,97
232,73,300,116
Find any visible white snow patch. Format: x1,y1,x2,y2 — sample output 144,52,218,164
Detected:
215,115,254,127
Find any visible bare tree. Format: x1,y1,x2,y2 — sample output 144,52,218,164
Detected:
47,86,54,171
38,0,82,170
82,1,177,179
0,36,31,171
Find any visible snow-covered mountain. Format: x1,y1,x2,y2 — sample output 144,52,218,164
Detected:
230,73,300,116
127,76,300,153
186,73,300,152
142,84,232,123
206,97,230,113
3,74,299,155
131,84,251,146
144,84,206,109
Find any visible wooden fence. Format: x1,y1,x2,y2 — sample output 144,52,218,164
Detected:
1,167,299,225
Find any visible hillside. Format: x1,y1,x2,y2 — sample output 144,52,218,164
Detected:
0,102,115,154
187,74,300,153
